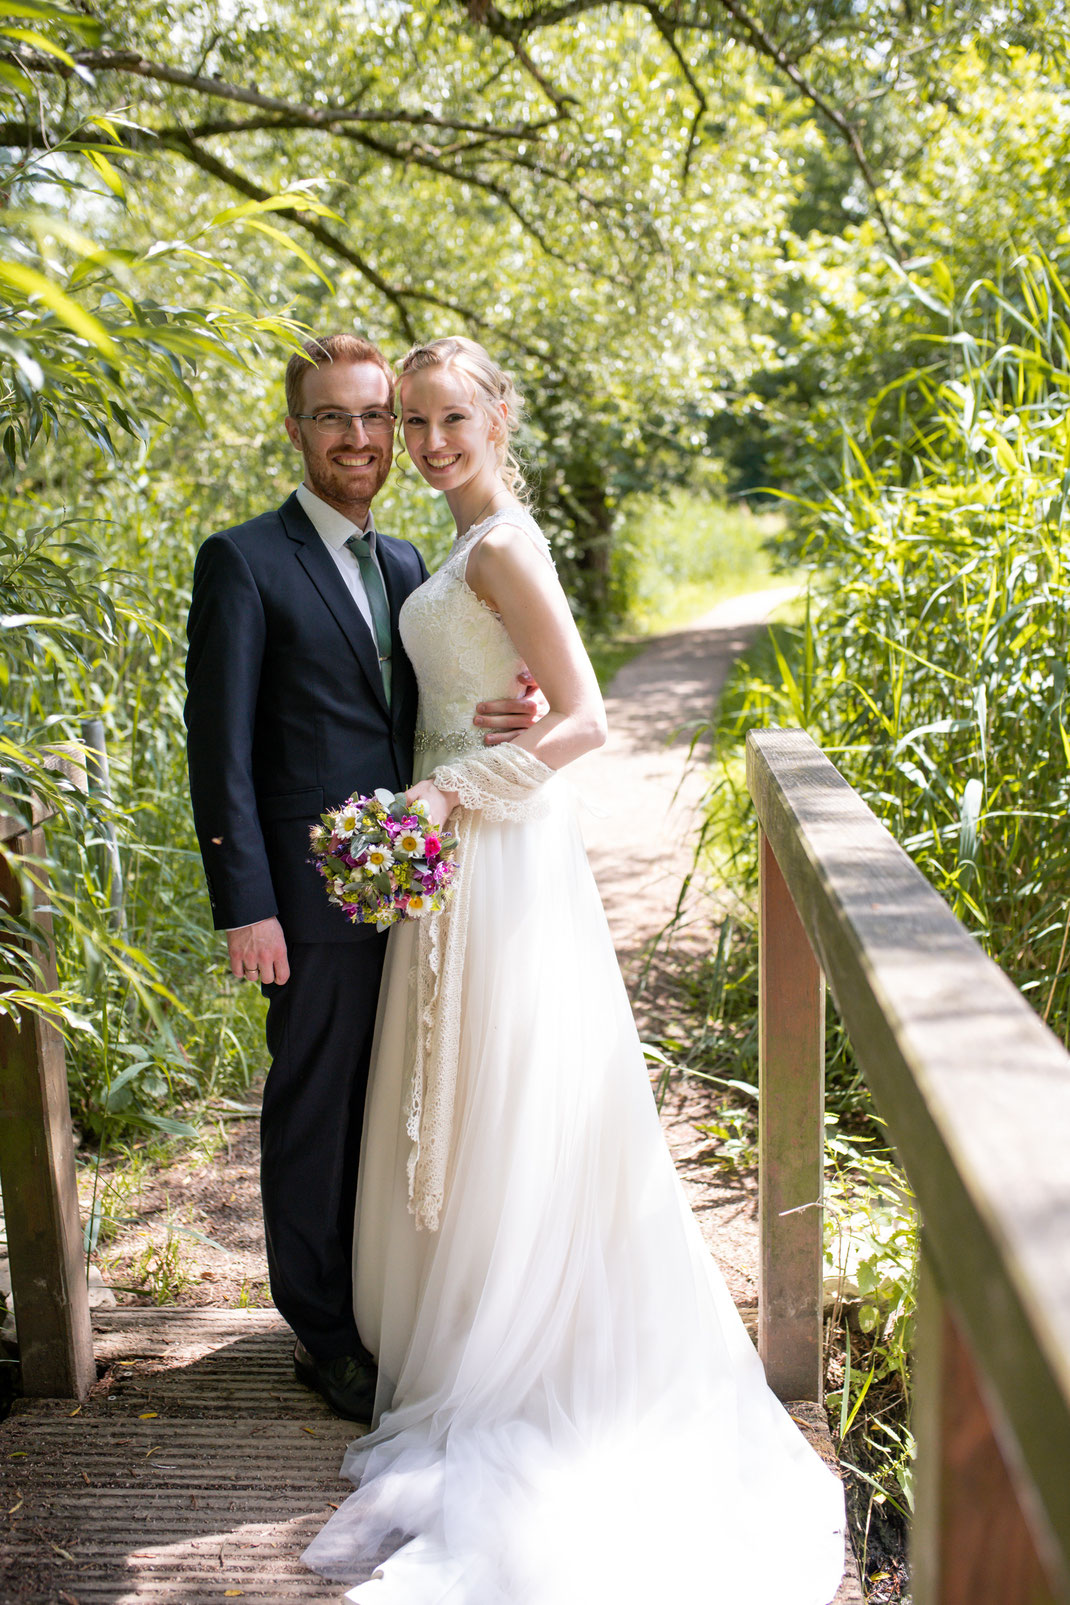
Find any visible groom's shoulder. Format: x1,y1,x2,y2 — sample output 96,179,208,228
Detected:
200,503,288,558
192,502,299,589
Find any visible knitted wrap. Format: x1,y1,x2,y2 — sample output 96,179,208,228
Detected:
405,743,555,1229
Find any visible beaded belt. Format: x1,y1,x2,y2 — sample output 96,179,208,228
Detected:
414,728,483,755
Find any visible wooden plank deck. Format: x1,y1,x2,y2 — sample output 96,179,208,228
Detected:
1,1308,862,1602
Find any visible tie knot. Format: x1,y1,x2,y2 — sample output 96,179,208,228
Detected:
346,532,370,557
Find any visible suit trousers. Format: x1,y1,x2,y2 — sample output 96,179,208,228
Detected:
260,936,389,1360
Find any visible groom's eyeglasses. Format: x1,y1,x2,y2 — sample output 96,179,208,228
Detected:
295,409,397,436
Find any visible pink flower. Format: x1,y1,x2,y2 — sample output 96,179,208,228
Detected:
424,833,441,857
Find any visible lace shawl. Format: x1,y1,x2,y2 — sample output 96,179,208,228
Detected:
404,743,554,1230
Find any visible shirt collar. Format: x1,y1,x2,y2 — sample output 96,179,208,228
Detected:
296,482,378,552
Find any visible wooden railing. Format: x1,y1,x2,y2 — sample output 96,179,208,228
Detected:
750,727,1070,1605
0,761,95,1399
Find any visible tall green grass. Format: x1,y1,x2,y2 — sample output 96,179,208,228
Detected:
713,254,1070,1036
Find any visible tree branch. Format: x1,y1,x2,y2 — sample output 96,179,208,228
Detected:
645,3,707,187
464,2,581,114
161,134,419,341
0,119,556,358
16,47,561,140
699,0,904,258
461,0,907,256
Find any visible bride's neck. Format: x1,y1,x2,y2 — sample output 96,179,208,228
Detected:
446,475,515,540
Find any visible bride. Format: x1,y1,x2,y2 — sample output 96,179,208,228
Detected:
302,337,845,1603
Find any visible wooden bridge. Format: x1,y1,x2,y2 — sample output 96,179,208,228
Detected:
2,728,1068,1601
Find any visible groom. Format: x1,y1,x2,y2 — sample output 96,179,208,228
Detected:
184,334,536,1419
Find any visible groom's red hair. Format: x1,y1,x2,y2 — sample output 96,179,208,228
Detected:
285,334,395,416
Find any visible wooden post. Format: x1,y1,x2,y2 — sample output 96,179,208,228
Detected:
758,824,826,1403
0,817,95,1398
913,1246,1063,1605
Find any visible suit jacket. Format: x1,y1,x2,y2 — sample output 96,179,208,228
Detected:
184,491,428,943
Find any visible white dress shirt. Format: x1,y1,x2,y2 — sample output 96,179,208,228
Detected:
295,481,387,641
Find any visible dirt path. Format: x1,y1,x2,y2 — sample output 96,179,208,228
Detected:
89,588,794,1319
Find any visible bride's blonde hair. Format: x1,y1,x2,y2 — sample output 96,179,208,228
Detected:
398,336,529,502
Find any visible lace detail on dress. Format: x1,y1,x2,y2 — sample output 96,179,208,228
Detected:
400,507,555,763
406,749,553,1232
396,508,557,1233
432,742,554,822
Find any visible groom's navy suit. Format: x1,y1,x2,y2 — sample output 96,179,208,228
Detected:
185,490,427,1357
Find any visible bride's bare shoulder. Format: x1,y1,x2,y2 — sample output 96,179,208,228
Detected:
469,514,552,574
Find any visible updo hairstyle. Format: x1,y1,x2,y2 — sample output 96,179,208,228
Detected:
398,336,529,502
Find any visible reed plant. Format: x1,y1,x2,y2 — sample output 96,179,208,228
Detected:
713,251,1070,1037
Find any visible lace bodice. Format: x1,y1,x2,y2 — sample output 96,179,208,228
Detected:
399,506,554,773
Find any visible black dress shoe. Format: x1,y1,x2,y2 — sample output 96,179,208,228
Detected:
293,1339,377,1422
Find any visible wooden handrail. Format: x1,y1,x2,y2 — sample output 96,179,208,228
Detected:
748,727,1070,1605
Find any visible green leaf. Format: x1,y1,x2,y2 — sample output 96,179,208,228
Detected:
242,218,333,290
990,433,1018,474
81,148,126,199
207,191,343,230
0,25,75,63
0,259,117,356
0,0,100,33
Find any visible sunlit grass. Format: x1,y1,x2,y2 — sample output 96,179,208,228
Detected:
581,491,795,689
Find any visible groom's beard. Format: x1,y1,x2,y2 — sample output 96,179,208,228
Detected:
302,438,392,515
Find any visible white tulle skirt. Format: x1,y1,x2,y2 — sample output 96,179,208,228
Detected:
302,777,845,1602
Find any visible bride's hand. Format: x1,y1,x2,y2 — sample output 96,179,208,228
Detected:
406,779,459,831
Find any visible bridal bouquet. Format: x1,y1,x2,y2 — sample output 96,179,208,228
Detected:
309,788,458,931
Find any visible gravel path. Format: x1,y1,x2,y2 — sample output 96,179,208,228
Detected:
91,587,796,1320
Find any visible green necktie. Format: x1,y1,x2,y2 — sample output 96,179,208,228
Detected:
345,532,392,704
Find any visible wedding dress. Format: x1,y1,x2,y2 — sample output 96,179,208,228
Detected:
302,508,846,1603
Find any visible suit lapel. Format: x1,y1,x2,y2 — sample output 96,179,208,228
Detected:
279,492,390,719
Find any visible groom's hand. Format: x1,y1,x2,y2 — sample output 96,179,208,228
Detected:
474,671,545,746
227,917,290,986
